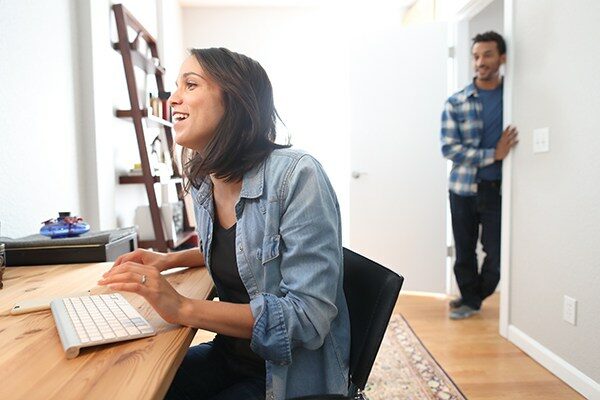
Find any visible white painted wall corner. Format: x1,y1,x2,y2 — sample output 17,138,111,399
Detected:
508,325,600,400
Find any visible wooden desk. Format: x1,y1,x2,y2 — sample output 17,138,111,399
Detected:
0,262,213,400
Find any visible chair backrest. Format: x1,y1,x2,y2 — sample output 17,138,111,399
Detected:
342,247,404,393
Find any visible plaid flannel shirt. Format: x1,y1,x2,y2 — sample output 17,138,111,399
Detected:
440,82,497,196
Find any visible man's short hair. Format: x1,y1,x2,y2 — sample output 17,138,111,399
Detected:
472,31,506,55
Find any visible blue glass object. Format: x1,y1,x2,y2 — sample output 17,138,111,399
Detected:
40,212,90,238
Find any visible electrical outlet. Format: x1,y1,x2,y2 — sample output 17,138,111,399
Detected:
533,127,550,153
563,296,577,325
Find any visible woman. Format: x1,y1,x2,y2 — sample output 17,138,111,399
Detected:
99,48,350,400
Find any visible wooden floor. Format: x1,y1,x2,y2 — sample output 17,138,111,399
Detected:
191,293,584,399
396,293,584,400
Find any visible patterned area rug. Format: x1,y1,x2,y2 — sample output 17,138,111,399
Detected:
363,314,467,400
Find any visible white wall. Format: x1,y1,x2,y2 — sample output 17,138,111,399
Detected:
157,0,186,86
0,0,185,238
0,0,83,237
468,0,503,40
509,0,600,394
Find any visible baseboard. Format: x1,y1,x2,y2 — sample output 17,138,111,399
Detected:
508,325,600,400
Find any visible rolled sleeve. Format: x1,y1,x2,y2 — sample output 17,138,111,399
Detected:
250,293,292,365
248,155,342,366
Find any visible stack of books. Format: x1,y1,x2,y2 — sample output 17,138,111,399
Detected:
0,228,138,267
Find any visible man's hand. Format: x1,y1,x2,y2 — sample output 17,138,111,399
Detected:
494,125,519,160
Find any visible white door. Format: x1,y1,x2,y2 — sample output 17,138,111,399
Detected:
348,23,448,293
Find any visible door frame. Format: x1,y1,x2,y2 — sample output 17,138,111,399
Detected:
453,0,513,338
498,0,514,339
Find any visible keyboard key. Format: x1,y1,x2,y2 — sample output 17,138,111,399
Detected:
130,317,147,327
125,327,140,335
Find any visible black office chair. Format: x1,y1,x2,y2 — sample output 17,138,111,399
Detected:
292,247,404,400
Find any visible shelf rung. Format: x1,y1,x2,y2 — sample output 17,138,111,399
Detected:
112,43,165,75
116,109,173,128
119,175,159,184
119,175,182,185
147,113,173,128
116,109,148,118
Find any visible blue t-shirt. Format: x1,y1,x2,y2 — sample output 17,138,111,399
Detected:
476,83,503,181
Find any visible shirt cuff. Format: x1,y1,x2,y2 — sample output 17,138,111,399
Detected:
249,293,292,366
479,148,496,167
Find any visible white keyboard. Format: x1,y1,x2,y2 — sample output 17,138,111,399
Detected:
50,293,156,359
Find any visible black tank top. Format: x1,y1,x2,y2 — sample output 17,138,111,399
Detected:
210,214,265,378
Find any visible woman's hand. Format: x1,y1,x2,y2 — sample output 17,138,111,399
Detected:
101,249,171,287
107,248,171,276
98,261,186,325
106,248,205,279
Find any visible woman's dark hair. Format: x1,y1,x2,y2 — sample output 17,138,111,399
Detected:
472,31,506,55
182,47,289,188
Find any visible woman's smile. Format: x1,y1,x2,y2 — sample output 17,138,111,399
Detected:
172,110,190,129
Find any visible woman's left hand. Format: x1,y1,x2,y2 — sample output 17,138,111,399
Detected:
98,261,186,325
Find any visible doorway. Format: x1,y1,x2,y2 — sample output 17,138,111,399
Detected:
450,0,510,336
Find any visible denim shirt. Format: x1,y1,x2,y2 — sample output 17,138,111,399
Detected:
191,148,350,400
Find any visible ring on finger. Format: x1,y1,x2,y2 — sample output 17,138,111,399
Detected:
141,274,147,285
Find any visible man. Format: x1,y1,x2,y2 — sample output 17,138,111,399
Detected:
441,31,518,320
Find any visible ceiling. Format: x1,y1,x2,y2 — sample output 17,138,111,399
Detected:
179,0,417,8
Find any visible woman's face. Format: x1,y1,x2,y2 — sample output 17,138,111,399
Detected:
168,56,225,150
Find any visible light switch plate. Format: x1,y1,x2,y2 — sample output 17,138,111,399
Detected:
563,295,577,325
533,127,550,153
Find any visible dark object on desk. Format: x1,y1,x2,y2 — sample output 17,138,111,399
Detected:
1,228,137,267
290,248,404,400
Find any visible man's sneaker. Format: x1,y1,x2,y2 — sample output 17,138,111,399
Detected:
449,305,480,320
449,297,463,309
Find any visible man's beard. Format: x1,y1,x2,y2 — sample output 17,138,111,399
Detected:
476,66,499,80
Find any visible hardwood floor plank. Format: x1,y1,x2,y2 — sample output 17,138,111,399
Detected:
396,293,584,399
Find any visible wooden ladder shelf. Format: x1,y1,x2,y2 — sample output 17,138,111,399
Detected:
112,3,195,252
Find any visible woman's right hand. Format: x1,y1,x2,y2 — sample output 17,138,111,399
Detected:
105,248,171,277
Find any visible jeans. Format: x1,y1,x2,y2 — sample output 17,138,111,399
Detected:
449,181,501,310
164,341,266,400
